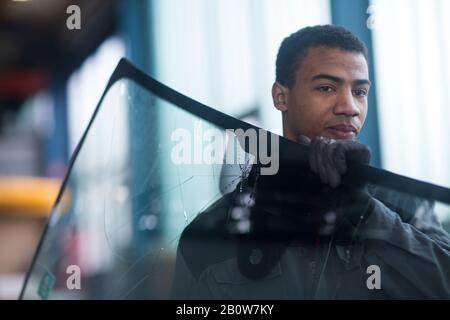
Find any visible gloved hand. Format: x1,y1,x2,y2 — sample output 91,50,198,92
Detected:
299,135,375,230
299,135,371,188
230,136,375,245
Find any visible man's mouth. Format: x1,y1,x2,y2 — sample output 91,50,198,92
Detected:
325,124,358,139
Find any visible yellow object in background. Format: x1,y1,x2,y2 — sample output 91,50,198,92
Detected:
0,176,63,218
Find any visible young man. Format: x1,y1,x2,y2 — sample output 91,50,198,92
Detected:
172,25,450,299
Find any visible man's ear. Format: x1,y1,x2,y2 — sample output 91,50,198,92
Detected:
272,82,289,112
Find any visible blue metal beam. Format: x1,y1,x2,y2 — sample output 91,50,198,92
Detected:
44,77,69,178
330,0,382,168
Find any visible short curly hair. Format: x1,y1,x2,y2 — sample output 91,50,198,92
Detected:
275,25,368,88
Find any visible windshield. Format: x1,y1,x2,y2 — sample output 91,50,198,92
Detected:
20,59,450,300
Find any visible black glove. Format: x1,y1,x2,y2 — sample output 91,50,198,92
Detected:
300,135,371,188
229,136,375,244
300,135,375,229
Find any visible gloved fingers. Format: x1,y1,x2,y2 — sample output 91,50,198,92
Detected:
309,137,372,187
309,137,341,187
333,142,348,175
321,140,342,188
341,140,371,164
317,137,342,188
349,144,371,165
331,140,371,178
315,137,330,185
324,146,341,188
298,135,311,146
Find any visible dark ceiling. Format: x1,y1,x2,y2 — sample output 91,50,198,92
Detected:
0,0,118,113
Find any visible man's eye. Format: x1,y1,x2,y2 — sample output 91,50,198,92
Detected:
317,86,334,93
353,89,368,97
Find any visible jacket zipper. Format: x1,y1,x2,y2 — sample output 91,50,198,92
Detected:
309,238,321,299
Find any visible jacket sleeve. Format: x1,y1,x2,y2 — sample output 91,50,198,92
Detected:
357,198,450,298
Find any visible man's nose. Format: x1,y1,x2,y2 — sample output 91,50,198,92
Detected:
333,90,360,117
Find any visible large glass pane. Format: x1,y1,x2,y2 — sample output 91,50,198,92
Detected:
20,61,450,300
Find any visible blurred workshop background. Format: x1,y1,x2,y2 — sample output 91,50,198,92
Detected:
1,0,450,299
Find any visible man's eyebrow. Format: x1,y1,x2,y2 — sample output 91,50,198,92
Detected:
353,79,371,86
311,74,371,86
311,74,343,83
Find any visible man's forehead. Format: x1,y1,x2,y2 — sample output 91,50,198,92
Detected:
297,46,369,81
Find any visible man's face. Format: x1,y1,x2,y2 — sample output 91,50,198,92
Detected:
272,46,370,141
